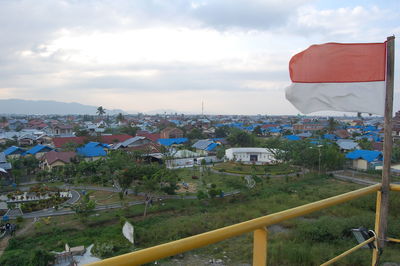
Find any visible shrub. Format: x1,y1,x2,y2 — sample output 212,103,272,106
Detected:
16,216,23,223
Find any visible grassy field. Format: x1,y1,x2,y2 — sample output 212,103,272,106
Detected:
173,167,247,193
212,162,298,175
87,190,144,205
2,174,400,265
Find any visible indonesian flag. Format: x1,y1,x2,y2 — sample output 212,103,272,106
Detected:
285,42,387,115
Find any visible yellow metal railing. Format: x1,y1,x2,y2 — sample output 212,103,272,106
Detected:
88,184,386,266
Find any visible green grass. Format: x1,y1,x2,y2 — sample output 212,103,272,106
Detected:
212,162,298,175
3,174,400,265
173,167,246,193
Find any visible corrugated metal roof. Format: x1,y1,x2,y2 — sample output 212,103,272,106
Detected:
26,145,53,155
284,135,301,141
158,138,188,146
76,142,107,157
192,139,214,150
3,146,25,156
205,143,218,151
346,149,382,162
0,152,6,163
336,139,359,150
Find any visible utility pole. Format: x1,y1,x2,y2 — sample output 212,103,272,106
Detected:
376,35,395,261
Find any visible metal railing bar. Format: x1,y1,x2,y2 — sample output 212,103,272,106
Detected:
387,237,400,243
390,184,400,191
320,237,375,266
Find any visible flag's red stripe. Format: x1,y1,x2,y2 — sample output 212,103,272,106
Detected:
290,42,386,83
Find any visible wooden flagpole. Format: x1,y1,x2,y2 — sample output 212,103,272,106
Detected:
377,35,395,253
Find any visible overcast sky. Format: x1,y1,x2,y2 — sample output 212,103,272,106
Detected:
0,0,399,115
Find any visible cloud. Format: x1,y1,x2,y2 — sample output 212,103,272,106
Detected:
190,0,310,30
287,5,398,41
0,1,399,115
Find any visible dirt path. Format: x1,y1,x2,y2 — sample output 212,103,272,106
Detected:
0,219,35,257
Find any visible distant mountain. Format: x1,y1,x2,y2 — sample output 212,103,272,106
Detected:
0,99,129,115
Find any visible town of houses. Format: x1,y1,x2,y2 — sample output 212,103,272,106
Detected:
2,111,400,183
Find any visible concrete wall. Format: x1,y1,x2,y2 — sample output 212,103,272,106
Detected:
353,159,368,171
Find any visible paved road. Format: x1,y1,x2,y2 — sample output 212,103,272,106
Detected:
332,173,377,185
210,167,303,178
63,190,80,205
331,170,400,186
6,187,241,219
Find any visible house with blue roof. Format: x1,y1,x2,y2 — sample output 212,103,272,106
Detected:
296,132,312,138
284,135,301,141
3,146,25,159
192,139,220,154
158,138,188,147
267,127,282,136
323,134,338,141
346,149,383,171
76,142,109,161
25,144,53,159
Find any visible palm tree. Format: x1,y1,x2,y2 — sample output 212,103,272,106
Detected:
327,117,338,133
116,112,125,122
96,106,106,117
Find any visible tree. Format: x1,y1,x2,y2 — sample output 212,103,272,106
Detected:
392,146,400,163
358,138,373,150
186,128,204,140
116,113,125,122
29,249,54,266
120,126,139,136
96,106,106,117
327,117,338,133
75,129,90,137
320,144,345,171
72,193,96,223
253,126,263,136
215,126,230,138
227,129,256,147
142,174,159,218
216,146,226,160
116,167,137,198
141,168,177,217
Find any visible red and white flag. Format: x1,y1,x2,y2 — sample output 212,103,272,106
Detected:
285,42,387,115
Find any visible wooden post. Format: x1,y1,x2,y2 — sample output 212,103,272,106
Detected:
377,36,395,252
372,191,381,265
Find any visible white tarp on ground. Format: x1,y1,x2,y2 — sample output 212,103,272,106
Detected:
122,221,134,244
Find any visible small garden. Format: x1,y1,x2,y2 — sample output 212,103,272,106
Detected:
5,184,71,212
20,196,68,212
212,162,298,175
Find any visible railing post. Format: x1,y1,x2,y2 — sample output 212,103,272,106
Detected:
372,191,382,266
253,227,268,266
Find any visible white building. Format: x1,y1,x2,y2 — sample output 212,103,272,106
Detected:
225,148,276,164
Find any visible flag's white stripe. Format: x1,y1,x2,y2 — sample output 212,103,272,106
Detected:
285,81,385,115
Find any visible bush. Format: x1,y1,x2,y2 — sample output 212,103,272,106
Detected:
92,241,116,258
16,216,23,223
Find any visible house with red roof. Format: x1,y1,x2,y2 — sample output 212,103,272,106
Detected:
136,131,160,142
52,134,132,149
